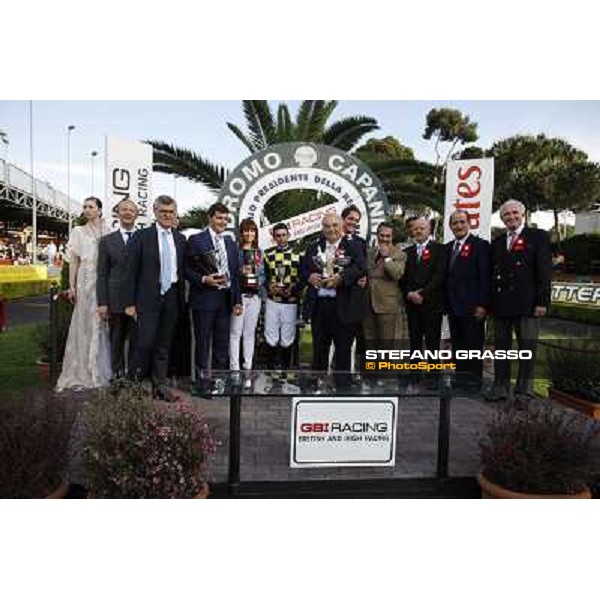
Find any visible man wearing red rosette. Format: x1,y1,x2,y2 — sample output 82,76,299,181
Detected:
489,199,552,402
445,210,491,390
401,217,446,355
301,213,367,389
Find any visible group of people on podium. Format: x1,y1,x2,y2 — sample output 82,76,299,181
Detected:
57,195,551,401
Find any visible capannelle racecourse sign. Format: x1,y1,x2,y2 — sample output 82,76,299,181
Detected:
217,143,389,248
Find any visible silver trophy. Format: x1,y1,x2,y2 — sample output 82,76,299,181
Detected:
241,249,258,289
275,264,288,293
214,248,229,286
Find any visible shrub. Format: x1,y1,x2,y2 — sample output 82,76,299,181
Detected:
561,233,600,274
480,401,600,495
0,390,77,498
548,303,600,326
81,380,216,498
547,347,600,403
34,290,73,363
0,280,53,300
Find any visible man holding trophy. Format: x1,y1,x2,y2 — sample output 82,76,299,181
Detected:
185,202,242,387
301,213,367,388
263,223,303,372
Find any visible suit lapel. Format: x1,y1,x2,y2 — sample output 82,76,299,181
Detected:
111,230,125,252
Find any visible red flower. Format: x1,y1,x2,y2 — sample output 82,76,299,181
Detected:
421,247,431,262
460,243,472,258
511,237,527,252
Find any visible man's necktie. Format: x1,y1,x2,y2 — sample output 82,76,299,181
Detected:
216,234,230,284
417,244,423,263
160,230,172,294
508,231,518,250
125,231,132,244
450,240,461,269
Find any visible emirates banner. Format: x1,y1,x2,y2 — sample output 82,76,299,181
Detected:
444,158,494,243
105,136,153,228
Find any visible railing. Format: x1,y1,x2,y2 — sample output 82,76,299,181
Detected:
0,158,81,215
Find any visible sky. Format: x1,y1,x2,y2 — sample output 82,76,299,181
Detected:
1,100,600,219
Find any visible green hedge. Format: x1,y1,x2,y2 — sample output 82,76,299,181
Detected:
0,280,53,300
561,233,600,274
549,302,600,326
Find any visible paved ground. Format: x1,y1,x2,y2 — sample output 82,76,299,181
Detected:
189,391,496,485
2,295,49,328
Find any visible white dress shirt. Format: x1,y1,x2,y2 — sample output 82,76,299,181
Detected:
506,224,525,250
120,227,135,245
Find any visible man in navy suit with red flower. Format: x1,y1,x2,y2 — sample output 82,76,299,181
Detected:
489,199,552,401
444,210,491,388
401,217,446,354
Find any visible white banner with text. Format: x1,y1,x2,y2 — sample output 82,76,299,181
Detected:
105,136,153,228
444,158,494,243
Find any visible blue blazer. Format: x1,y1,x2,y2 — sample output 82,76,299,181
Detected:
444,234,491,317
185,228,242,311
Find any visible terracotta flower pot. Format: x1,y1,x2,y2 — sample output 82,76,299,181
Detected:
550,388,600,421
88,483,210,499
194,483,210,499
46,481,69,499
477,472,591,499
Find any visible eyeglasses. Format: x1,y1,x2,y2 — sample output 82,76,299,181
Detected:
157,210,176,215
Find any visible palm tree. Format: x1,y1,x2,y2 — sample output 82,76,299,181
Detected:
150,100,441,223
150,100,379,188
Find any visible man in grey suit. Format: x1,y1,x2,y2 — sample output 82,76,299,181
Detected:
97,199,138,377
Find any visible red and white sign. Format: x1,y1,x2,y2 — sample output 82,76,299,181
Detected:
444,158,494,243
290,397,398,468
105,136,153,228
259,202,342,249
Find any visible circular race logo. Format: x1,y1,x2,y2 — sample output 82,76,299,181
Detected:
217,143,389,248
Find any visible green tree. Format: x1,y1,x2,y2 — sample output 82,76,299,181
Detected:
423,108,479,169
488,134,600,239
178,207,208,230
356,135,442,215
455,146,485,160
355,136,415,161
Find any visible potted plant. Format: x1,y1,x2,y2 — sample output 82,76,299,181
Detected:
478,401,600,499
81,380,216,498
34,288,73,382
0,390,77,498
547,347,600,420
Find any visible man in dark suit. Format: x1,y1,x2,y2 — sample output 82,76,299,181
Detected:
97,199,138,377
489,199,552,401
301,213,367,388
185,202,242,385
401,217,446,354
444,209,491,388
341,205,368,376
123,195,187,391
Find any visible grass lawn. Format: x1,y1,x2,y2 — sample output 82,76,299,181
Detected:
0,323,43,398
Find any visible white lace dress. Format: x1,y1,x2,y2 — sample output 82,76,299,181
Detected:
56,224,112,391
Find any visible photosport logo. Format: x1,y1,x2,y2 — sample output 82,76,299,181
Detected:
217,142,389,248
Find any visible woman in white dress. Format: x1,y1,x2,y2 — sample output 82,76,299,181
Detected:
57,197,112,391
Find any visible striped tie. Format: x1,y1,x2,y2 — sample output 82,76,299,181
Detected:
216,234,230,285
